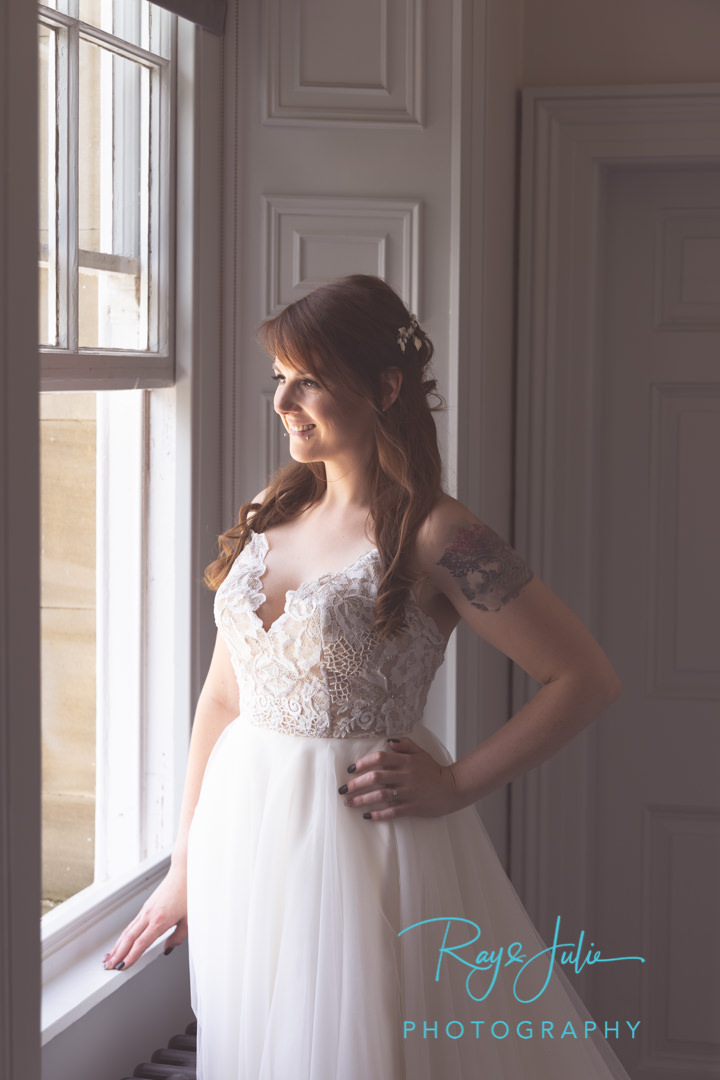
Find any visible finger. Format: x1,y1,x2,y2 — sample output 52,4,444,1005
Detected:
385,737,418,753
361,802,404,821
344,767,396,798
115,920,176,971
347,746,398,774
163,920,188,951
104,917,150,969
346,785,394,809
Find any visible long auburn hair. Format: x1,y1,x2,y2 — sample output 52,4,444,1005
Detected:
204,274,444,639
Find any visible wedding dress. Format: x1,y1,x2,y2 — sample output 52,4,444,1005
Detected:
187,529,636,1079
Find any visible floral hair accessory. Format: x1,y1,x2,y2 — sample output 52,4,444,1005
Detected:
397,314,422,353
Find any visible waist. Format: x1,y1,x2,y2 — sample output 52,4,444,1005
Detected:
246,709,416,740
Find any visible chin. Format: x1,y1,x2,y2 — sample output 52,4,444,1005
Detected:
289,446,321,463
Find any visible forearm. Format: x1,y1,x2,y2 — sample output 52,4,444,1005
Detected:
450,674,619,810
170,690,238,868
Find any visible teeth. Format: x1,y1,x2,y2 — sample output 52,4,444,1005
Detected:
288,424,315,432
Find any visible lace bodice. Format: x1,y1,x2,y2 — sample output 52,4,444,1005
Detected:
214,530,447,739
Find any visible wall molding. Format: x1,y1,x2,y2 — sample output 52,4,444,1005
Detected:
263,0,423,128
262,194,421,317
513,85,720,952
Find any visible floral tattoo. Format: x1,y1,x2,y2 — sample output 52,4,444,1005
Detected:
437,523,534,612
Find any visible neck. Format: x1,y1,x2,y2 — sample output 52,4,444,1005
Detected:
313,443,375,509
320,470,372,511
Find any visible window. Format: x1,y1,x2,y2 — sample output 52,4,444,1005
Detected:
39,0,173,386
37,0,192,1040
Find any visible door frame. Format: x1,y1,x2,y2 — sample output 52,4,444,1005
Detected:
512,84,720,981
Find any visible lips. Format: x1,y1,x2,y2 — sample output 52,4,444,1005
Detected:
287,423,316,434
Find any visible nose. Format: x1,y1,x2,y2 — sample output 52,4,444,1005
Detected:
273,380,297,413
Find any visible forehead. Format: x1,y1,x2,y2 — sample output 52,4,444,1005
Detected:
272,353,317,372
271,354,331,383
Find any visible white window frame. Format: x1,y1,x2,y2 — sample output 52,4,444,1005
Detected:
36,7,217,1043
39,0,173,386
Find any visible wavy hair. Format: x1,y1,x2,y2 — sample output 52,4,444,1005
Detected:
204,274,444,639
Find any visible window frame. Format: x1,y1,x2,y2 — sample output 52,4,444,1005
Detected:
37,9,223,1042
38,1,175,388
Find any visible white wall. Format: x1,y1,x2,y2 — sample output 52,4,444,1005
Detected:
43,951,192,1080
524,0,720,85
1,0,42,1077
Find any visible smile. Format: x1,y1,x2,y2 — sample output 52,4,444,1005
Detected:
287,423,316,434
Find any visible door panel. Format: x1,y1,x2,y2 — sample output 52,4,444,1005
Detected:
591,167,720,1079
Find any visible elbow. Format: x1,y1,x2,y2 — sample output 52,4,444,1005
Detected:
590,667,622,709
553,667,622,710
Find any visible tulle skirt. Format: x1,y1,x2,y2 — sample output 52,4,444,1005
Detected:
187,718,634,1079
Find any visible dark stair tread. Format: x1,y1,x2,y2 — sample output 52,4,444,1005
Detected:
151,1049,197,1067
133,1065,196,1079
123,1020,198,1080
168,1034,196,1052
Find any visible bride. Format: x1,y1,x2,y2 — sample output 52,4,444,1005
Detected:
105,274,632,1079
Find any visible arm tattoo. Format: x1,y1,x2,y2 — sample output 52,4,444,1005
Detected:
437,523,534,612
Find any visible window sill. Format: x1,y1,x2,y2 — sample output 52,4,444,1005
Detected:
41,854,172,1044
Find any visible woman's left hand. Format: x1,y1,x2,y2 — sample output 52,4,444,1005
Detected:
339,737,462,820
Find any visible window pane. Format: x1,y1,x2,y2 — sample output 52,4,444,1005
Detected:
40,390,146,913
40,392,97,914
78,0,171,58
39,23,58,347
78,39,151,349
79,264,146,350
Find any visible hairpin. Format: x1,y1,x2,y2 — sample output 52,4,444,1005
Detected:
397,314,422,353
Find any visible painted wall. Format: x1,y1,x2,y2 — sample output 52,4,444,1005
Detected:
43,951,192,1080
524,0,720,85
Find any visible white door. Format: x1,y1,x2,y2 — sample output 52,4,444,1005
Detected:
588,166,720,1080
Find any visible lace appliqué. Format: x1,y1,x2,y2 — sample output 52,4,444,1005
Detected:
214,531,446,739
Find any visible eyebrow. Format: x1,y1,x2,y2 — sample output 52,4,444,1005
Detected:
271,362,315,378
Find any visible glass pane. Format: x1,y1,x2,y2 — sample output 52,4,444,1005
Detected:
39,23,58,347
78,39,150,349
40,392,97,914
40,390,145,913
78,0,171,58
79,265,146,350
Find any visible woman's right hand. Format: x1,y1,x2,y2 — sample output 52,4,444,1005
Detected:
103,861,188,972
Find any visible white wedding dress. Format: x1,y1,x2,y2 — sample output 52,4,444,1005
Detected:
187,529,636,1079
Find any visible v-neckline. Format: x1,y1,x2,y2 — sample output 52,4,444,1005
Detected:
251,530,378,637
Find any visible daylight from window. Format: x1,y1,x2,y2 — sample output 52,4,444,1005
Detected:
38,0,172,915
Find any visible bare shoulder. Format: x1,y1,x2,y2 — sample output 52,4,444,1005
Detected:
246,488,268,521
415,496,621,696
416,494,535,613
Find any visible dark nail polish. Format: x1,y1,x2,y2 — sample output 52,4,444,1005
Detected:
363,812,372,819
347,763,357,773
338,784,348,795
164,946,174,956
387,738,400,743
114,961,125,971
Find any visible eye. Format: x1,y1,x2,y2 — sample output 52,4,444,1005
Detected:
302,378,320,389
270,372,284,383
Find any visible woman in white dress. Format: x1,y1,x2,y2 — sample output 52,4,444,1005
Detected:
106,275,636,1079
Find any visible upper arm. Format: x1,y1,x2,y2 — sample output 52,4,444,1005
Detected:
198,630,240,717
202,488,267,712
418,496,621,698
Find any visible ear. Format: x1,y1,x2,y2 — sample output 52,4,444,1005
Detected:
380,366,403,411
